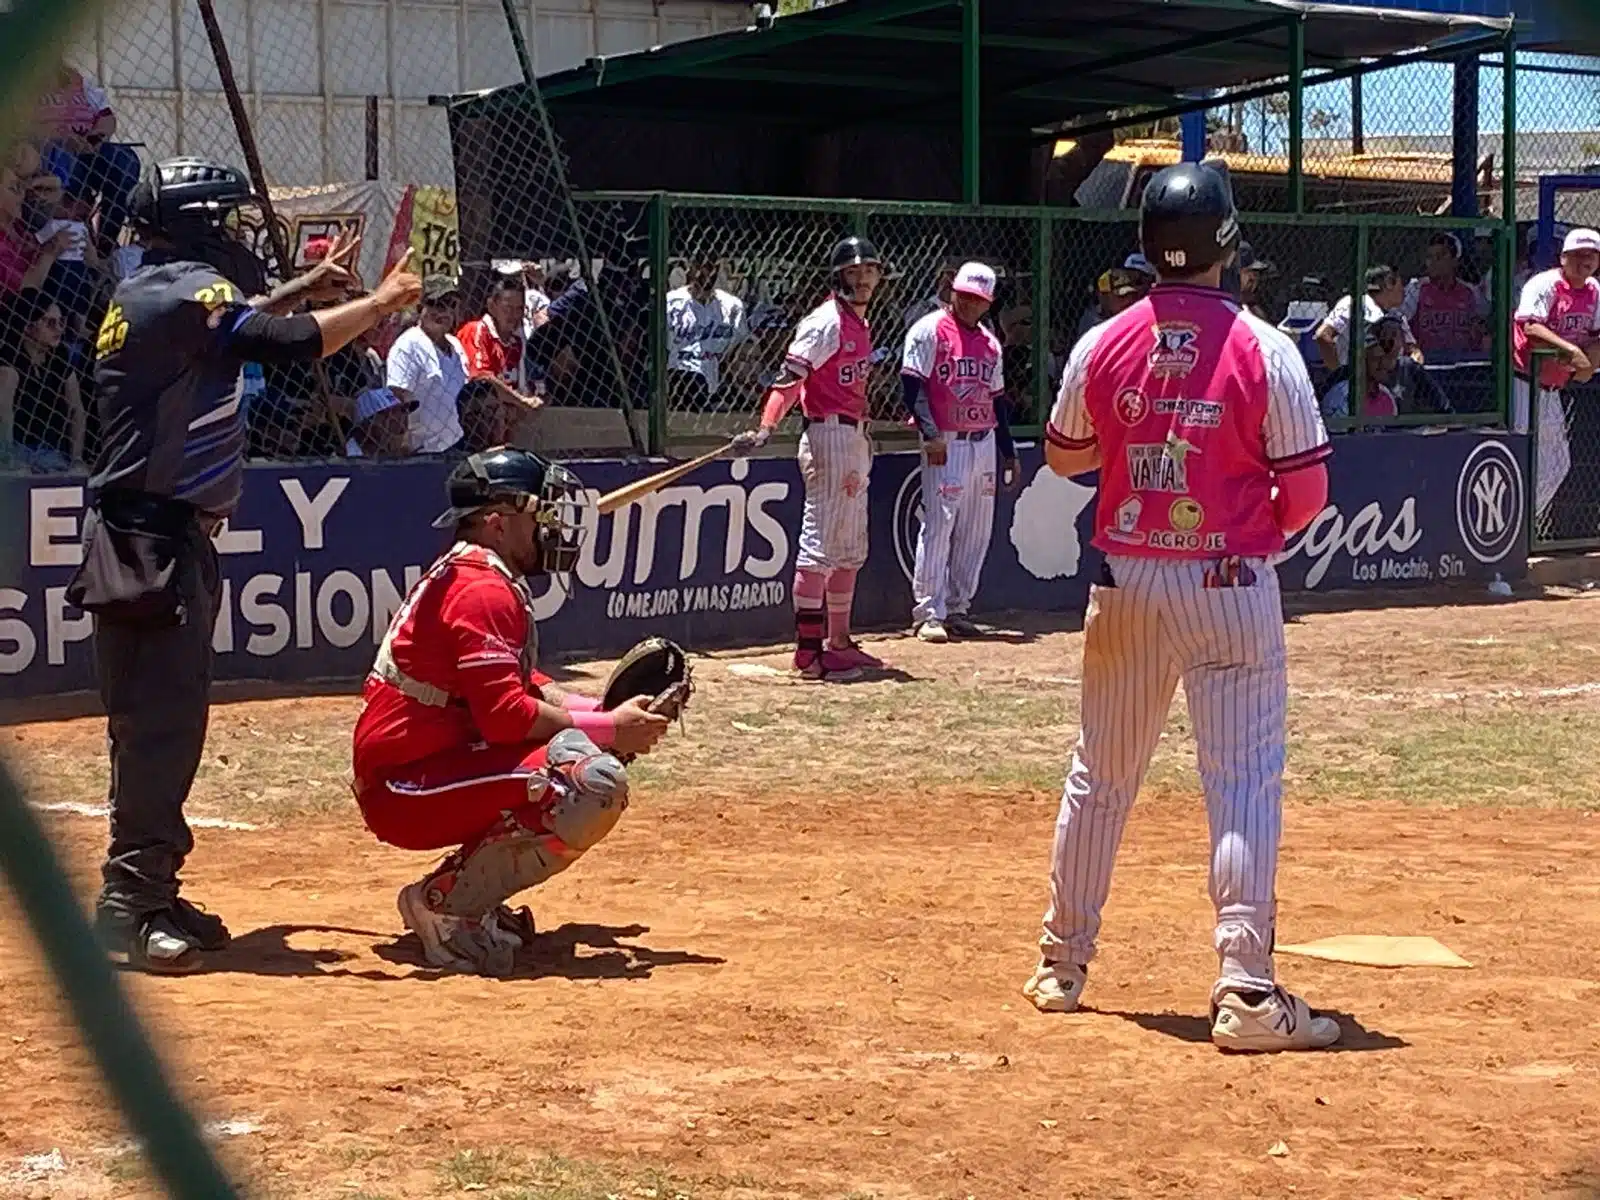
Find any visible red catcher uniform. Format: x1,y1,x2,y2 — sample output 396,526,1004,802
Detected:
353,541,572,851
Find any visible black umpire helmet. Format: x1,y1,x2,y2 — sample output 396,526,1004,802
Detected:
433,446,589,574
1140,162,1241,278
828,235,882,303
130,156,268,292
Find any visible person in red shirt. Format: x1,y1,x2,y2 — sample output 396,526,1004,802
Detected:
456,273,543,430
353,446,670,975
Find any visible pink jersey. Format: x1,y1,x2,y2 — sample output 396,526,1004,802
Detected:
899,308,1004,432
1514,268,1600,389
1402,277,1486,356
1048,284,1330,560
785,298,874,421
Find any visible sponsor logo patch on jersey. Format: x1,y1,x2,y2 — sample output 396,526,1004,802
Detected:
1148,322,1201,378
1106,495,1146,544
1153,397,1223,428
1115,387,1149,426
1127,433,1200,493
1169,498,1204,531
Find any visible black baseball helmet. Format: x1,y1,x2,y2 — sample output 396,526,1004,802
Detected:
1140,162,1240,277
433,446,589,574
130,156,267,291
829,235,882,302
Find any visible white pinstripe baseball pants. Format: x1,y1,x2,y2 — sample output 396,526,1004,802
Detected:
797,419,872,571
1512,379,1571,523
912,431,996,623
1040,554,1287,1001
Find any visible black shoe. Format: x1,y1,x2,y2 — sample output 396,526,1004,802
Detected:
945,615,984,639
171,897,231,951
97,906,204,975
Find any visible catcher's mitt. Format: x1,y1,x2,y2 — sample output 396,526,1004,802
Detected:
601,637,694,723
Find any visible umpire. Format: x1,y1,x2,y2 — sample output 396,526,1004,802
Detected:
67,156,421,973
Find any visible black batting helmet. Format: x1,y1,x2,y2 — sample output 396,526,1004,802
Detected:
130,156,267,291
1140,162,1240,278
828,235,882,301
433,446,589,575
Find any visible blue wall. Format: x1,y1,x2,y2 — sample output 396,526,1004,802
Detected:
0,432,1530,706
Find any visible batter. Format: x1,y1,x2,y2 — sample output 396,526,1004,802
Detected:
1023,163,1341,1053
735,236,886,681
900,261,1019,642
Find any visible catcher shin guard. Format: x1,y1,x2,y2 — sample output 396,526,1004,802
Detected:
422,730,629,918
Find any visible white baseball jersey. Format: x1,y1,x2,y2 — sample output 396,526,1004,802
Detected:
666,286,747,397
1038,283,1329,1001
788,299,875,572
902,309,1004,623
1321,293,1416,365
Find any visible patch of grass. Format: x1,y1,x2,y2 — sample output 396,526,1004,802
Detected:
102,1148,147,1182
441,1148,526,1190
436,1152,710,1200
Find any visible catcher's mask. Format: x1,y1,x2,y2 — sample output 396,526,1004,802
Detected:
433,446,589,574
131,156,268,292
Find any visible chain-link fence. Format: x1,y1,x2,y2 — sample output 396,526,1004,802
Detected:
571,194,1510,452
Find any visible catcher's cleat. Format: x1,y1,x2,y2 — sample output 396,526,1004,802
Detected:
917,619,950,644
397,882,478,971
1023,959,1087,1013
1210,986,1342,1053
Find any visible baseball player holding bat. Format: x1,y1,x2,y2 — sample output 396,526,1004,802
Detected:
1023,163,1341,1052
900,260,1019,643
734,236,886,681
351,446,676,976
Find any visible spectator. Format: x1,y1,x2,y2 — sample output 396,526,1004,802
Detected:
35,64,141,257
0,288,86,470
1513,227,1600,523
1322,315,1450,424
27,168,104,335
344,386,417,458
387,277,468,453
666,253,747,410
457,271,543,432
1401,233,1489,359
1238,245,1276,321
1,163,72,296
903,258,960,329
1076,254,1153,337
1316,264,1419,373
521,259,551,335
456,378,511,453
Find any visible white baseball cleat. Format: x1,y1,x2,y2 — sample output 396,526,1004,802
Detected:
1022,960,1088,1013
1210,986,1342,1052
917,619,950,644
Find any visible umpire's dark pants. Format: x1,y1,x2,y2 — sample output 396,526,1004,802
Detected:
94,524,221,920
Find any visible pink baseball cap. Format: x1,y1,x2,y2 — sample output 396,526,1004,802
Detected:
951,261,996,302
1563,228,1600,255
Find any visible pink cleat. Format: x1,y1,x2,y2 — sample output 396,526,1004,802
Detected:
828,640,884,671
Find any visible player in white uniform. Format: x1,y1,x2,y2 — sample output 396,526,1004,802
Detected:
734,238,885,681
1022,164,1341,1053
900,261,1019,641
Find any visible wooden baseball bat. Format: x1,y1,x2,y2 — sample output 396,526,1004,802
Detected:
594,440,739,515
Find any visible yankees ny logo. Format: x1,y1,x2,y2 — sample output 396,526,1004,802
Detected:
1455,441,1524,566
1470,462,1508,541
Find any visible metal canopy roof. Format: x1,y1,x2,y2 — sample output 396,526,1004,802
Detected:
491,0,1513,136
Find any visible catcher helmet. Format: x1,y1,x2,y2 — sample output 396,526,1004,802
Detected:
829,235,882,304
130,156,268,292
433,446,589,574
1140,162,1240,278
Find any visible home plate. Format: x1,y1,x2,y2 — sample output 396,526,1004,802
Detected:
728,663,786,678
1276,935,1472,969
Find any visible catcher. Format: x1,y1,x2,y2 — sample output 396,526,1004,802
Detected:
351,446,692,975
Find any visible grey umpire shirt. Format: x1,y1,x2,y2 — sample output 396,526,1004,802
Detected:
90,254,261,515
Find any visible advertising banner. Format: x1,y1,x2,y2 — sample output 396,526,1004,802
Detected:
0,432,1528,704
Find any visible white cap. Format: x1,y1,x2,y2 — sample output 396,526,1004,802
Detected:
352,386,415,426
951,261,996,303
1563,228,1600,255
1123,252,1156,277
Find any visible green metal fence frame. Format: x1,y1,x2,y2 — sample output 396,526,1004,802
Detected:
583,191,1514,455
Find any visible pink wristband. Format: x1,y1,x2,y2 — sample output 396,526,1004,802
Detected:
569,708,616,748
561,693,601,713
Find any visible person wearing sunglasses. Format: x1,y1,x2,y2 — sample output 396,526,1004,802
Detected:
0,286,85,470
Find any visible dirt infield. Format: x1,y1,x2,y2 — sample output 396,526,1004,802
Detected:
4,591,1600,1199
